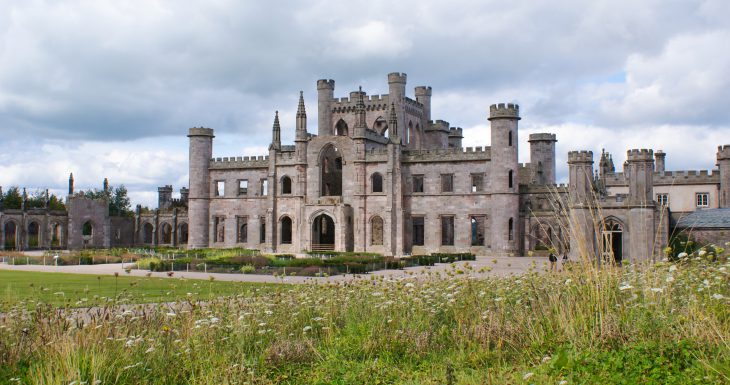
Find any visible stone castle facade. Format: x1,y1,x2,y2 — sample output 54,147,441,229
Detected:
2,72,729,262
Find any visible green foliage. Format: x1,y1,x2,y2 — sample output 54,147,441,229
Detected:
84,184,133,217
1,186,22,209
240,265,256,274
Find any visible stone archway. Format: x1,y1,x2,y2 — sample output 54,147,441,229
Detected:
159,222,172,244
311,213,335,251
143,223,153,244
320,144,343,197
178,223,188,244
3,221,17,250
27,221,41,249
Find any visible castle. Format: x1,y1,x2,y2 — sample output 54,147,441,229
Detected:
1,72,729,262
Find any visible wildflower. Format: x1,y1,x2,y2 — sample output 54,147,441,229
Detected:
666,276,675,283
712,294,725,300
619,284,633,291
564,279,572,285
523,372,534,380
145,347,155,353
166,312,176,317
542,355,551,363
678,252,688,259
698,250,707,257
303,326,312,332
559,381,568,385
405,282,415,288
669,265,677,272
651,288,663,293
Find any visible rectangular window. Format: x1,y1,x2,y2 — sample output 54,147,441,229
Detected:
215,181,225,197
261,179,268,196
441,174,453,193
260,220,266,243
471,174,484,192
656,193,669,206
441,216,454,246
238,180,248,196
696,192,709,207
412,217,425,246
412,175,424,193
470,215,486,246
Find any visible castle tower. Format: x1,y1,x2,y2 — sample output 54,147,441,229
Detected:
269,111,281,151
158,185,173,210
317,79,335,136
489,103,520,256
187,127,215,249
626,149,656,261
414,86,432,123
68,173,74,195
103,178,109,193
388,73,407,143
717,145,730,208
655,150,666,173
528,133,557,185
448,127,463,148
567,151,595,259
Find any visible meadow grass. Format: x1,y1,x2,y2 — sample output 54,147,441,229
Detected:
0,270,284,310
1,253,728,384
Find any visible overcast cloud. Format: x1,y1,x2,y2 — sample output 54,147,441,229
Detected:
1,0,729,206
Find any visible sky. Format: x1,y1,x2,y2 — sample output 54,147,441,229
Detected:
1,0,729,207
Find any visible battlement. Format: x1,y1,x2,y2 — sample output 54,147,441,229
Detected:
567,150,593,163
188,127,214,137
488,103,520,120
627,149,654,161
387,72,407,84
209,155,269,170
603,169,721,186
317,79,335,90
448,127,463,138
403,147,490,163
427,119,450,133
528,133,557,142
158,185,173,193
655,150,666,158
414,86,432,96
718,145,730,160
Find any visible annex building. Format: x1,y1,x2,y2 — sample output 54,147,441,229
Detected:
1,73,729,262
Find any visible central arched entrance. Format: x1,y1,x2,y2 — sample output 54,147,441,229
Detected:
312,213,335,251
602,220,623,264
4,222,17,250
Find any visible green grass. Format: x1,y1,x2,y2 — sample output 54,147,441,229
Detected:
0,270,283,310
0,255,728,384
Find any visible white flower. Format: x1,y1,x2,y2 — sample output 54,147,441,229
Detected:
405,282,414,288
712,294,725,300
541,355,551,363
166,312,176,317
523,372,534,380
666,276,675,283
669,265,677,272
145,347,155,354
678,252,688,259
650,288,663,293
303,326,312,332
619,284,633,291
698,250,707,257
564,279,572,285
559,381,568,385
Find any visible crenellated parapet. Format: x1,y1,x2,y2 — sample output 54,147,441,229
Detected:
488,103,520,120
528,133,557,142
209,156,269,170
426,119,450,133
718,145,730,161
316,79,335,90
567,150,593,164
448,127,463,138
387,72,407,84
403,147,490,163
627,148,654,162
187,127,214,137
603,169,720,186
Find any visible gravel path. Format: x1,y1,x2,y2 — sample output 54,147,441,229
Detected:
0,256,553,284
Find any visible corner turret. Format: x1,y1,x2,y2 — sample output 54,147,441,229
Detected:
655,150,666,173
489,102,520,256
317,79,335,136
270,111,281,151
718,145,730,207
414,86,432,123
528,133,557,185
187,127,214,249
388,73,407,142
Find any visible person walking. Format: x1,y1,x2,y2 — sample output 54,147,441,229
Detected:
548,249,557,272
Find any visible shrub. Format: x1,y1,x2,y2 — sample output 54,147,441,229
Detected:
137,257,162,271
240,265,256,274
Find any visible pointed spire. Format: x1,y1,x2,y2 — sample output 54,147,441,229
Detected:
388,102,399,143
103,177,109,193
296,91,308,141
270,111,281,151
68,173,74,195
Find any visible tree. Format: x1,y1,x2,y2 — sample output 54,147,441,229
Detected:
109,185,132,217
1,187,22,209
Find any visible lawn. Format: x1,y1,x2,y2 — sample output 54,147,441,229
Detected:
0,270,284,310
0,253,728,384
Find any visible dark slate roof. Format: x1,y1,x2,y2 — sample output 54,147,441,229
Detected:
675,208,730,229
